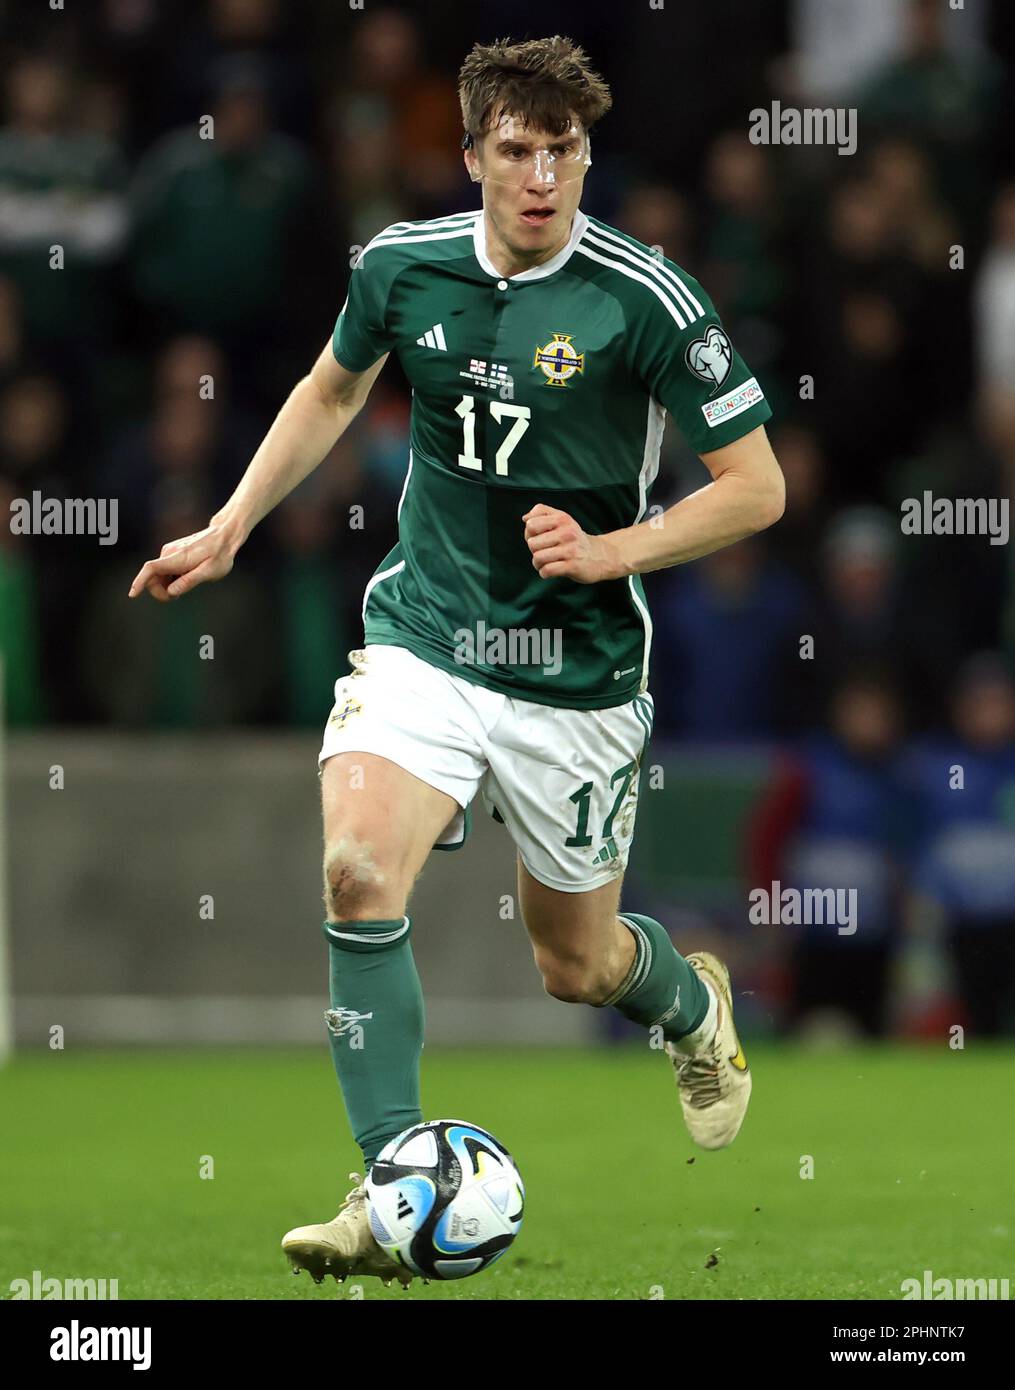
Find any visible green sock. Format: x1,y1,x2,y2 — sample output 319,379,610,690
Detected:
323,917,424,1168
602,912,709,1041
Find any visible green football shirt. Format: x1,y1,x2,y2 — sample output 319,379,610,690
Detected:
332,207,772,709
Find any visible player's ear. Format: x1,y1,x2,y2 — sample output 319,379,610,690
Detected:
462,130,481,184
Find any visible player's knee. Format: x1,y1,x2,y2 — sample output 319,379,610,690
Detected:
322,834,396,920
536,949,615,1006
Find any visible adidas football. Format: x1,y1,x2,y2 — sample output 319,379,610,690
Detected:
365,1119,524,1280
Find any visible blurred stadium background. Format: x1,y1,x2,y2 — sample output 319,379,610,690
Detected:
2,0,1015,1054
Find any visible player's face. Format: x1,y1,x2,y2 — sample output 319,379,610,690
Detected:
467,113,589,261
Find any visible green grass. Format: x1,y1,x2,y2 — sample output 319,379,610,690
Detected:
2,1044,1013,1300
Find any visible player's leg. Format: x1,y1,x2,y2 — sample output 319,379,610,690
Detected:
321,750,459,1166
284,752,459,1286
484,690,750,1149
282,645,487,1285
314,646,485,1170
517,860,751,1149
517,862,711,1046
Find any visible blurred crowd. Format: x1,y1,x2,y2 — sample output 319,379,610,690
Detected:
0,0,1013,1031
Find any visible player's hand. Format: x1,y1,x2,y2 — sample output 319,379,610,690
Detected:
127,521,238,602
523,503,627,584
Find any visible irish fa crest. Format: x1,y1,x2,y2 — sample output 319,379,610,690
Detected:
684,324,733,394
328,696,363,728
533,333,585,387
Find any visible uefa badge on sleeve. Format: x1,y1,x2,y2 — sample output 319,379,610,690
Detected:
684,324,733,394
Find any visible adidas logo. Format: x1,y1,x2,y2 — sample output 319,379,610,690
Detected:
396,1195,413,1219
592,837,619,866
416,323,447,350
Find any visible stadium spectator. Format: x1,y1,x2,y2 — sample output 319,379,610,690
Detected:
811,507,961,730
790,0,991,101
867,137,957,272
0,54,127,351
0,371,92,720
97,340,259,551
613,182,693,268
816,284,922,501
906,654,1015,1036
748,672,911,1037
856,0,1002,222
868,138,970,417
80,484,278,726
649,537,809,741
767,424,829,584
791,0,914,98
128,63,311,358
166,0,316,141
0,372,72,497
324,7,464,249
700,131,785,325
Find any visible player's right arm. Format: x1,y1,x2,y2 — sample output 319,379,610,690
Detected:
127,344,387,601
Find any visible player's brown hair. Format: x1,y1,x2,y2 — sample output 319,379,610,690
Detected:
458,36,612,145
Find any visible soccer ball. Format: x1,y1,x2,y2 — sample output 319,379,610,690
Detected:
365,1119,524,1280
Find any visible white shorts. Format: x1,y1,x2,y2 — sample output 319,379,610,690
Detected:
318,644,654,893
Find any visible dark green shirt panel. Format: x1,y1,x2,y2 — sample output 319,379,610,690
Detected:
363,450,645,707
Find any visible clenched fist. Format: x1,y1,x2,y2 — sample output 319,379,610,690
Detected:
522,503,627,584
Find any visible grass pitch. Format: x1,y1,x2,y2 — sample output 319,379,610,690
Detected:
2,1044,1012,1300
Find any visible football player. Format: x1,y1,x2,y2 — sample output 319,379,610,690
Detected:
130,35,783,1287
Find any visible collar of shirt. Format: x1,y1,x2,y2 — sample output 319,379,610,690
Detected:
472,208,589,283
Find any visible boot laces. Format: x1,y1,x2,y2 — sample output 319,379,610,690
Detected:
678,1043,725,1108
334,1172,367,1220
335,1171,409,1282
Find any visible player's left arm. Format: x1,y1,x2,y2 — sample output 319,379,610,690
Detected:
525,423,784,583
